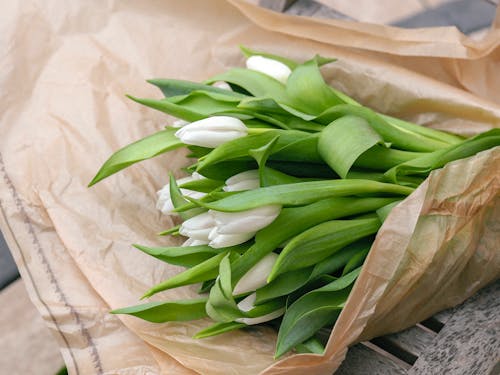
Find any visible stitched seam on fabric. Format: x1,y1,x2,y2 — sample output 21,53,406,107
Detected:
0,152,103,375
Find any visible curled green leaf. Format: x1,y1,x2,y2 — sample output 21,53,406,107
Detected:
275,269,360,358
111,298,208,323
89,128,183,186
193,321,247,339
268,218,380,280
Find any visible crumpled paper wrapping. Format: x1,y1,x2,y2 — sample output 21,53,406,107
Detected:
0,0,498,374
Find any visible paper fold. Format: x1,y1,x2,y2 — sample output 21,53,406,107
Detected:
0,1,498,374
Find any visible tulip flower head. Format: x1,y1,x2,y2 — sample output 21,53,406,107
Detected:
246,55,292,84
210,205,281,234
172,119,189,128
223,170,260,192
179,212,216,242
175,116,248,148
233,252,279,295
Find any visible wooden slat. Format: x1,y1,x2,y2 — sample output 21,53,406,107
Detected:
336,342,409,374
409,280,500,375
0,279,64,375
371,325,436,365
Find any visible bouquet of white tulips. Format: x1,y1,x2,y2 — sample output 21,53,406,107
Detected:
89,47,500,358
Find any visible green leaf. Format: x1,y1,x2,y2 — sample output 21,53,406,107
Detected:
381,114,463,146
198,279,215,294
318,116,385,178
230,197,399,283
206,68,288,101
196,129,320,175
206,254,244,322
111,298,208,323
295,336,325,355
310,238,372,279
342,248,369,276
354,146,424,171
260,167,304,187
285,58,344,115
255,267,313,304
249,135,280,169
194,160,258,180
157,225,180,236
192,180,414,212
133,244,221,268
168,174,206,220
179,177,224,193
126,95,205,122
270,134,322,163
148,78,246,98
385,129,500,185
142,251,231,299
193,321,247,339
267,160,337,179
269,218,380,280
166,91,240,115
275,269,360,358
376,200,402,222
315,104,450,152
89,128,183,186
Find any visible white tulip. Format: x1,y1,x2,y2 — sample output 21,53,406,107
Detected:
179,212,216,242
246,55,292,84
233,252,278,295
156,173,205,215
172,119,189,128
182,238,209,247
212,81,232,91
236,293,285,325
223,170,260,192
175,116,248,148
210,205,281,234
207,228,255,249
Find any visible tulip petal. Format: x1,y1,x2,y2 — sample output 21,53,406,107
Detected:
208,230,255,249
233,252,278,295
223,170,260,192
246,56,292,84
211,205,281,234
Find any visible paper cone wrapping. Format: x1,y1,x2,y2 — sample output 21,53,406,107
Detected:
0,1,498,374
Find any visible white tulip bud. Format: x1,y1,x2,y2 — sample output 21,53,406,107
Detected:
179,212,216,242
246,55,292,84
175,116,248,148
156,173,205,215
223,170,260,192
172,119,189,128
233,252,278,295
210,205,281,234
212,81,232,91
208,227,255,249
236,293,285,325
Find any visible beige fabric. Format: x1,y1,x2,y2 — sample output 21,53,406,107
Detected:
0,1,498,374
